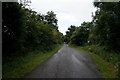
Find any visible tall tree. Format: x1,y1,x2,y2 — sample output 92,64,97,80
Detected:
92,2,120,51
64,25,76,43
2,2,63,57
70,22,90,46
45,11,58,26
2,2,26,56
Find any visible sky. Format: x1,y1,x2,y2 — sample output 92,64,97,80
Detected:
30,0,97,35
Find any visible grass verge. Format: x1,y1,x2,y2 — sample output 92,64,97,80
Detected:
69,44,118,78
3,44,63,78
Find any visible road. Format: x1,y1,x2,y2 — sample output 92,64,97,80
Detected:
25,44,103,78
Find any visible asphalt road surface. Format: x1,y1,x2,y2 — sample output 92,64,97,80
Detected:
25,44,103,78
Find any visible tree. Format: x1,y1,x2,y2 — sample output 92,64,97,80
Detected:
45,11,58,26
2,2,26,56
92,2,120,51
64,25,76,43
2,2,63,57
70,22,90,46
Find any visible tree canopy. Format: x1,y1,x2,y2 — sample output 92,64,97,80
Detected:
2,2,63,57
64,2,120,52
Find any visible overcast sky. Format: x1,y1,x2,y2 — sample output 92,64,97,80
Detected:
30,0,96,35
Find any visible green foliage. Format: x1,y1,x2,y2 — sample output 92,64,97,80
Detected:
64,25,76,43
3,44,63,78
92,2,120,52
2,2,63,57
82,45,120,77
64,2,120,77
45,11,58,26
2,2,26,55
2,2,63,78
65,2,120,52
70,45,118,78
70,22,92,46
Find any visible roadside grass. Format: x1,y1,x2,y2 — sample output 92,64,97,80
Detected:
69,44,119,78
3,44,63,78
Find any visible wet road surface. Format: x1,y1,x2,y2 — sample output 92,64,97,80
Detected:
25,44,103,78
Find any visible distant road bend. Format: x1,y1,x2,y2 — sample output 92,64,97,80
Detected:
25,44,103,78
